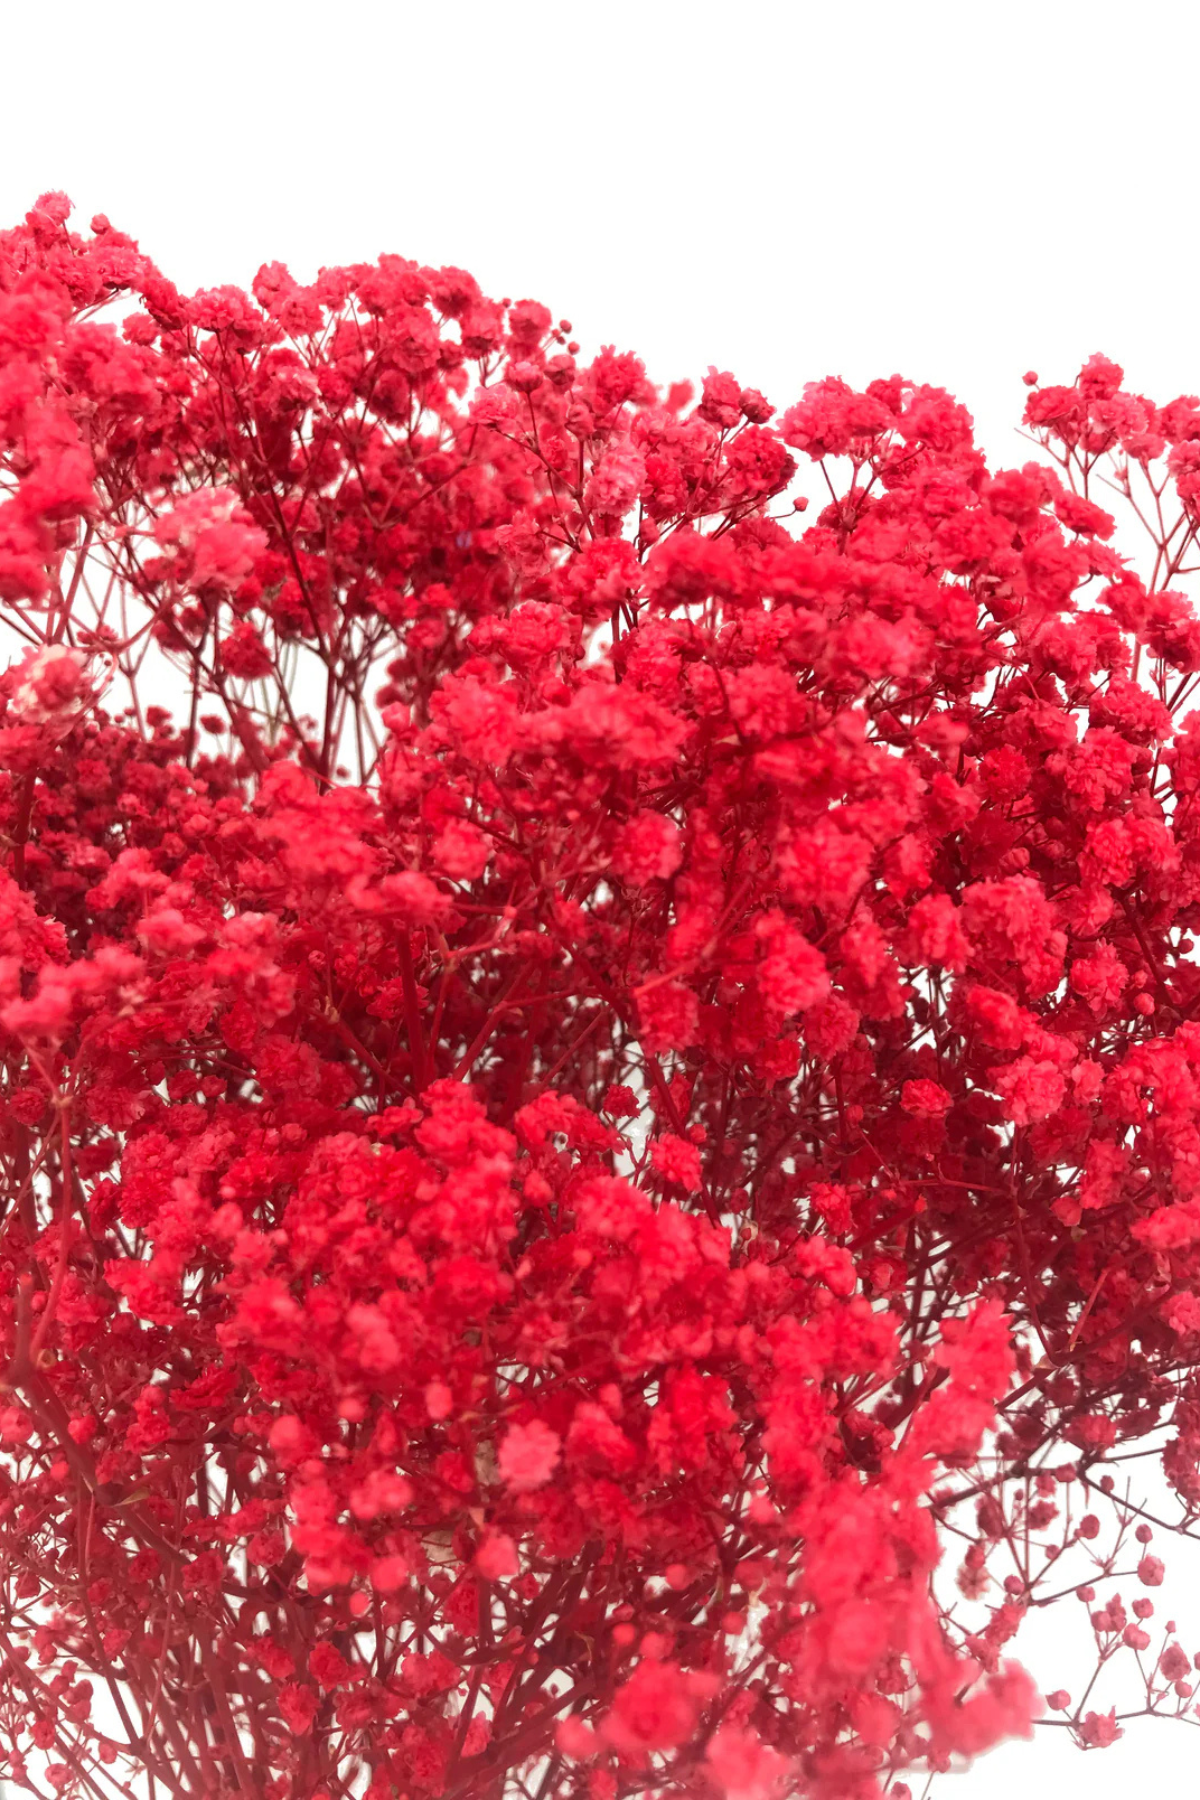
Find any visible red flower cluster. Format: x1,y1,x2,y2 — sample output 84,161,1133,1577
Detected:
2,194,1200,1798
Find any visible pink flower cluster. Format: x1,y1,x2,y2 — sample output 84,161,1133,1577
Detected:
0,194,1199,1798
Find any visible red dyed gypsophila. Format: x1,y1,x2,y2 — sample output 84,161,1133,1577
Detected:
3,198,1200,1800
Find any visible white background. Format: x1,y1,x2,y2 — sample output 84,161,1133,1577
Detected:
4,0,1200,1791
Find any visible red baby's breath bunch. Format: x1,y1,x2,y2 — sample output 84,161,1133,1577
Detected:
2,192,1200,1798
